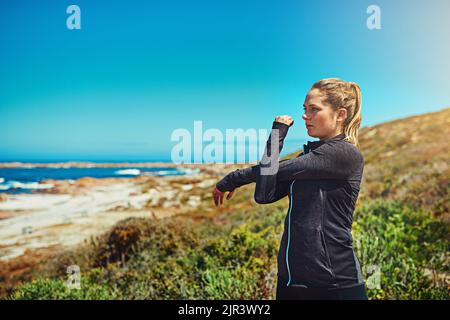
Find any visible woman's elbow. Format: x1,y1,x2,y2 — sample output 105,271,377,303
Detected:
254,193,272,204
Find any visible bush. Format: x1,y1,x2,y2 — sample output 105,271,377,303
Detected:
353,199,449,299
10,273,117,300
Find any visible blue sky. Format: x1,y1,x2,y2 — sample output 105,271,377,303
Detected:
1,0,449,162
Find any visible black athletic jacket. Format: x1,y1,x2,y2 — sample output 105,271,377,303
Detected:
216,121,365,289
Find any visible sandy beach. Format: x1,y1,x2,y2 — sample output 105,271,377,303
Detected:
0,181,150,260
0,163,242,262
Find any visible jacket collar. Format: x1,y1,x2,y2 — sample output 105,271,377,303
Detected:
303,133,346,153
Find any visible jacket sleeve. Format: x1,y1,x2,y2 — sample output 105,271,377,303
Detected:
215,160,295,203
215,165,258,192
254,121,293,203
273,142,364,181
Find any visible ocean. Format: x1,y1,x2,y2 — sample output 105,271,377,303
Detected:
0,166,199,194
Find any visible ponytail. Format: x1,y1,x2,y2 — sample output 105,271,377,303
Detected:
344,82,362,148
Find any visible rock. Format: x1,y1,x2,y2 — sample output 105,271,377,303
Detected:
187,195,201,207
76,177,99,187
146,189,161,207
146,189,177,207
0,193,8,202
196,179,216,189
181,184,194,191
161,190,177,201
0,211,12,219
162,200,181,208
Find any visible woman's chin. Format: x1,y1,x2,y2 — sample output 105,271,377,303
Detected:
307,127,316,136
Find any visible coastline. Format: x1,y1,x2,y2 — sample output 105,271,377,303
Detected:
0,162,245,266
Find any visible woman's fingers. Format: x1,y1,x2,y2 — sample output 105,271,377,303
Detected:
226,190,235,200
213,187,235,206
275,115,294,126
213,188,220,206
213,192,218,206
213,187,223,206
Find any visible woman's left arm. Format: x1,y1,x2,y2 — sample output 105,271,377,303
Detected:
274,143,364,181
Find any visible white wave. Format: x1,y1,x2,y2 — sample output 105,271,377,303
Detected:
156,170,179,176
115,169,141,176
141,168,199,177
139,168,200,177
178,168,201,175
141,170,173,176
146,169,188,176
0,177,4,184
8,181,54,190
0,184,10,190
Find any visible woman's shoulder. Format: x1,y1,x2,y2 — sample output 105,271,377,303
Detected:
323,139,364,165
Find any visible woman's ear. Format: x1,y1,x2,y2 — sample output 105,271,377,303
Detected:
337,108,348,123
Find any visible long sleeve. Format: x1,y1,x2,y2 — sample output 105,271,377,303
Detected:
215,165,258,192
273,142,364,181
215,160,295,203
254,121,293,203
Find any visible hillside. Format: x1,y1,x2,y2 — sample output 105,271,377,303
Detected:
357,107,449,220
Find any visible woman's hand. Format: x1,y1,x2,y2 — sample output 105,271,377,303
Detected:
212,186,235,206
275,115,294,127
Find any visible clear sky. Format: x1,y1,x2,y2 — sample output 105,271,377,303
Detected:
1,0,449,162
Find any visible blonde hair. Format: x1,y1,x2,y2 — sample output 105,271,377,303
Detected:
311,78,362,148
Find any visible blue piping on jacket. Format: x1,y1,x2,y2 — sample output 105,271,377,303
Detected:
286,180,295,286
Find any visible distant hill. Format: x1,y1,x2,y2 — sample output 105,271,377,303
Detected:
358,107,449,220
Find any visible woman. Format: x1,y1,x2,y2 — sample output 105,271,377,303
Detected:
212,78,368,300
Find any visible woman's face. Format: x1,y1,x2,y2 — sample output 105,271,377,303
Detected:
302,88,346,140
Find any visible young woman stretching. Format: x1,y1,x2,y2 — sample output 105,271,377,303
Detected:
213,78,368,300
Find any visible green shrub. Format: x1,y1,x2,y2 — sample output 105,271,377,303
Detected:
353,199,449,299
10,274,117,300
